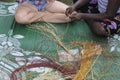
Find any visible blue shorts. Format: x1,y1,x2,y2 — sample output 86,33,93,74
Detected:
18,0,48,11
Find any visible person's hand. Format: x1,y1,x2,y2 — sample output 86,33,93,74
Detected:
69,11,82,21
65,6,76,17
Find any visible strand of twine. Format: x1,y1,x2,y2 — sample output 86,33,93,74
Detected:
29,24,70,54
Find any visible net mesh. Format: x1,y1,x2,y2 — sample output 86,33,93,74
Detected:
0,1,120,80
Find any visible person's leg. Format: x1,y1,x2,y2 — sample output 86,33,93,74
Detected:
86,16,120,37
15,2,71,24
45,0,69,13
15,3,41,24
72,0,107,36
37,11,70,23
86,20,108,37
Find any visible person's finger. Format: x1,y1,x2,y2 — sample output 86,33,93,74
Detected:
69,11,77,17
65,8,70,16
70,17,76,21
66,8,72,16
69,11,80,20
65,7,74,16
71,11,77,15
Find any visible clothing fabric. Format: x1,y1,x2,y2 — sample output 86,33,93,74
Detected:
90,0,120,13
99,15,120,35
73,0,120,35
89,0,120,35
18,0,48,11
98,0,120,13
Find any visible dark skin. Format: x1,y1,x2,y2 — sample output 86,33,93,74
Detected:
66,0,120,37
66,0,120,20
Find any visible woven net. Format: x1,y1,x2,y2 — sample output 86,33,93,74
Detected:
0,1,120,80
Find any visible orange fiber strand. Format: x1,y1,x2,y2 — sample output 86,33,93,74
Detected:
72,42,102,80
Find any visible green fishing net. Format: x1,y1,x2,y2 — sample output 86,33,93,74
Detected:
0,1,120,80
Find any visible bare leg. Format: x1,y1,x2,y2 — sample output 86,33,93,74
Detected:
15,2,70,24
15,3,40,24
37,11,70,23
86,20,108,37
45,0,69,13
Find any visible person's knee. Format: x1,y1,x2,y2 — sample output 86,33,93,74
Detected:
92,27,108,37
15,12,30,24
88,21,108,37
